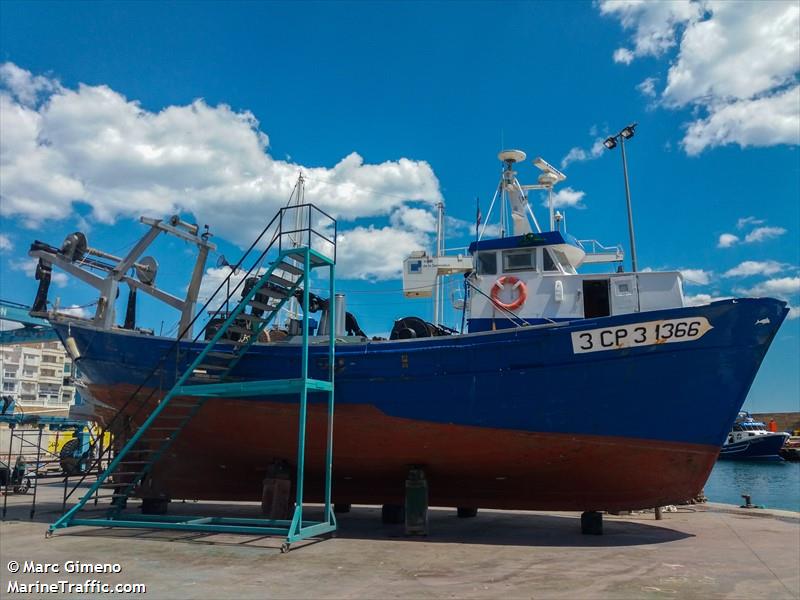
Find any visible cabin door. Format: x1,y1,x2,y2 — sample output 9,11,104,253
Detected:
610,276,638,315
582,279,610,318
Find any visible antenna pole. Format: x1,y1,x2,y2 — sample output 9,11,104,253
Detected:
433,201,444,327
548,187,554,231
500,171,506,239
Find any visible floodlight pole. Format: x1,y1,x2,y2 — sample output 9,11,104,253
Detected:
604,125,638,273
618,135,638,273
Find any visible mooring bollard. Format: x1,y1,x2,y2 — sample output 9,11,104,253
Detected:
739,494,761,509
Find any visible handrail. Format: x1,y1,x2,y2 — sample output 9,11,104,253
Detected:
577,239,622,254
277,204,337,263
62,204,332,502
0,299,33,309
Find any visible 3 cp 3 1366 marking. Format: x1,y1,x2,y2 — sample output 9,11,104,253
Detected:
571,317,713,354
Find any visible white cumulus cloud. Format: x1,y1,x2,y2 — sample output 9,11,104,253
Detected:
717,224,787,248
601,0,800,155
561,138,606,169
390,206,437,233
613,48,635,65
680,268,712,285
0,62,60,106
546,187,587,209
684,293,732,307
737,277,800,298
0,234,12,252
0,62,443,281
743,226,786,244
661,2,799,107
636,77,658,98
717,233,739,248
723,260,788,278
737,216,765,230
60,305,91,318
682,86,800,156
335,226,429,281
600,0,702,61
9,258,69,287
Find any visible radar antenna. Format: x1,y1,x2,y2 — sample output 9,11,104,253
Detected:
532,157,567,231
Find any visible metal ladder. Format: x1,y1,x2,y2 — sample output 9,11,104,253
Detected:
48,204,338,552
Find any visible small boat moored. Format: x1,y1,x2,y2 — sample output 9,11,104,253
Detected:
718,412,790,461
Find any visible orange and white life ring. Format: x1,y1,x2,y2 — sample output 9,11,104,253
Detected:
490,276,527,311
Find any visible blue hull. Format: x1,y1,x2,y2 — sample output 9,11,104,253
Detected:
60,298,787,448
718,433,789,460
55,297,788,509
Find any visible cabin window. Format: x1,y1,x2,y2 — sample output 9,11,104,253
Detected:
542,249,559,272
552,249,576,274
503,250,535,272
476,252,497,275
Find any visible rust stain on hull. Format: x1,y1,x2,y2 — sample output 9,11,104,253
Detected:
91,384,716,512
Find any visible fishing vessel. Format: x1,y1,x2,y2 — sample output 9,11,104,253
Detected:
28,149,788,514
718,412,790,460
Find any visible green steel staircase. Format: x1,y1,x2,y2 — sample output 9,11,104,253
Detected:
48,204,338,552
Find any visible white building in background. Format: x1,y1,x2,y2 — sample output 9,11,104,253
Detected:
0,341,76,412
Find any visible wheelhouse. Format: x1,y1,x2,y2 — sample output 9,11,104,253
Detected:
465,232,685,332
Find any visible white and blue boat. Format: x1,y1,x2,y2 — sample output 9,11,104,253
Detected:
719,412,790,460
27,149,789,513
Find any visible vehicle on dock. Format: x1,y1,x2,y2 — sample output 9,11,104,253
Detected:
27,148,789,517
0,456,32,494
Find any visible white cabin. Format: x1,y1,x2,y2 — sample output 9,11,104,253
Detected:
402,148,687,332
465,234,684,331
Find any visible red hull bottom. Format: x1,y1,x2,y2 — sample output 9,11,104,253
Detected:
90,386,717,512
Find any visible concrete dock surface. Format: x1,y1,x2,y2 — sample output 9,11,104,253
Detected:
1,483,798,599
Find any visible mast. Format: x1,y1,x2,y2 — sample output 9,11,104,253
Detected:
433,201,444,326
479,151,567,241
287,173,305,322
499,150,534,236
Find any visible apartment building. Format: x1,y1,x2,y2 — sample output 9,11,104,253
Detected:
1,341,76,412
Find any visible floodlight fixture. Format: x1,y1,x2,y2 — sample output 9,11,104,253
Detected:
620,123,637,139
603,136,617,150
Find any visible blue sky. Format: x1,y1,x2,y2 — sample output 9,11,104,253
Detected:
0,1,798,411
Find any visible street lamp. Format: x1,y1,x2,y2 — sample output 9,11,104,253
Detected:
603,123,638,273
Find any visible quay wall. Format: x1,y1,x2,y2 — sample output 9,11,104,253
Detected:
752,412,800,434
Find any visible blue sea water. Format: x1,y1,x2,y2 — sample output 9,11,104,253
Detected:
704,460,800,512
